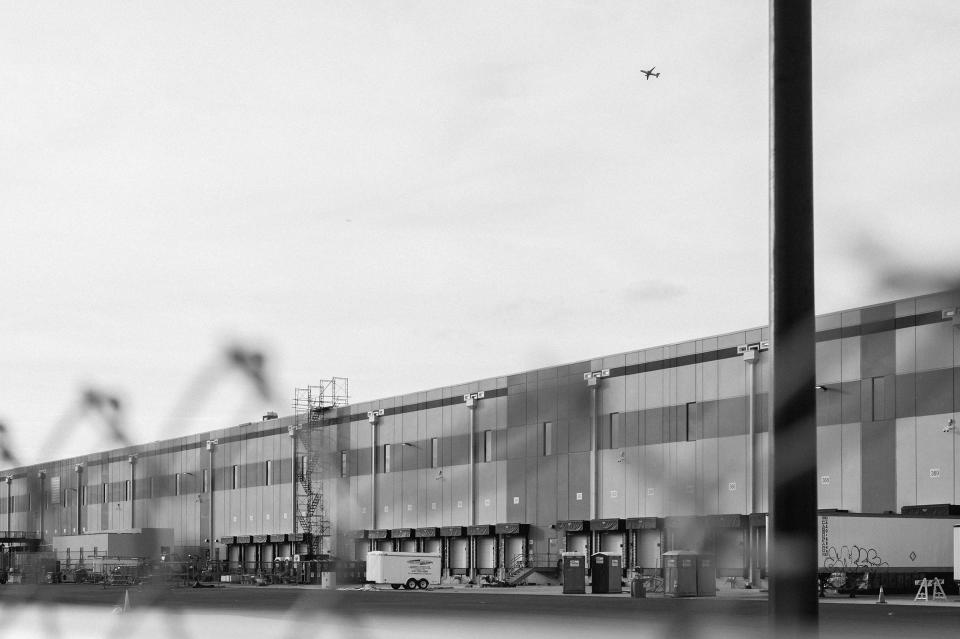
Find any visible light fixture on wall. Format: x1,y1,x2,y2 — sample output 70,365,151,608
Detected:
815,385,828,392
944,418,955,433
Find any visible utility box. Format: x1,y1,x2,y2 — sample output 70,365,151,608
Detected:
562,552,586,594
953,525,960,589
696,554,717,596
663,550,698,597
590,553,622,594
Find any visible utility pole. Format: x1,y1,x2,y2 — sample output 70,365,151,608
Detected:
769,0,817,636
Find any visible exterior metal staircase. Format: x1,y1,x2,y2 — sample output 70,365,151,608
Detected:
290,381,348,557
504,553,557,585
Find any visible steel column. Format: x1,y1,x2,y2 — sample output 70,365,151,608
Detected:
769,0,817,635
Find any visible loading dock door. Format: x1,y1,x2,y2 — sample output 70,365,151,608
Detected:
476,536,496,574
400,539,417,552
423,539,442,554
260,543,274,570
599,532,624,554
243,544,257,573
504,536,525,566
228,545,241,572
636,529,662,572
450,537,469,574
355,539,372,561
565,533,590,557
715,528,744,578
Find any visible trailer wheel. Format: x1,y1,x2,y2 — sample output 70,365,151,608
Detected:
405,578,417,590
391,584,401,590
417,579,428,590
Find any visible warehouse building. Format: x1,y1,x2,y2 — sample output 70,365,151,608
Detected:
2,289,960,584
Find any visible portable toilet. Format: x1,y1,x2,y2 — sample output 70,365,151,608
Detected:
590,553,622,594
663,550,698,597
562,552,586,594
696,553,716,596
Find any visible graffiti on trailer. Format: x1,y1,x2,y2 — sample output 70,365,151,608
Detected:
820,517,889,571
822,545,889,571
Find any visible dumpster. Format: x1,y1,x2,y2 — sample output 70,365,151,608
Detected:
696,554,716,596
630,576,646,598
561,552,586,594
591,553,622,594
663,550,698,597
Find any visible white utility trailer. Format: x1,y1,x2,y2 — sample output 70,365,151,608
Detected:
366,551,441,590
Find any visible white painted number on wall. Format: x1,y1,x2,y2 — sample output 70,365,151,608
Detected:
513,497,520,504
484,499,490,506
610,490,618,498
821,475,831,485
575,492,583,501
728,482,737,491
457,500,463,508
647,488,655,496
930,468,942,478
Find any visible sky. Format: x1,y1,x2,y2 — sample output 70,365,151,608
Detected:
2,1,960,467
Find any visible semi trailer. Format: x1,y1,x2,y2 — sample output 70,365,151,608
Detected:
817,512,960,594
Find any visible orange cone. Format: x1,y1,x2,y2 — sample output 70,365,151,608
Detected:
876,585,887,604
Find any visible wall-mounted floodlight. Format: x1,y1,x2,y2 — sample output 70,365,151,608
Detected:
815,385,828,392
463,392,484,407
583,370,610,381
737,341,770,355
944,418,955,433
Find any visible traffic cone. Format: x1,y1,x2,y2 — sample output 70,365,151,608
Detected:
876,586,887,604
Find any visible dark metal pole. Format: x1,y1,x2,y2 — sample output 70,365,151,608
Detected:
76,466,83,534
207,440,217,565
769,0,817,636
6,476,12,537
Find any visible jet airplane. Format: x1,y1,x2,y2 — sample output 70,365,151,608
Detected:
641,67,660,80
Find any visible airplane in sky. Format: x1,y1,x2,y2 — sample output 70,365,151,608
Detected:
641,66,660,80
